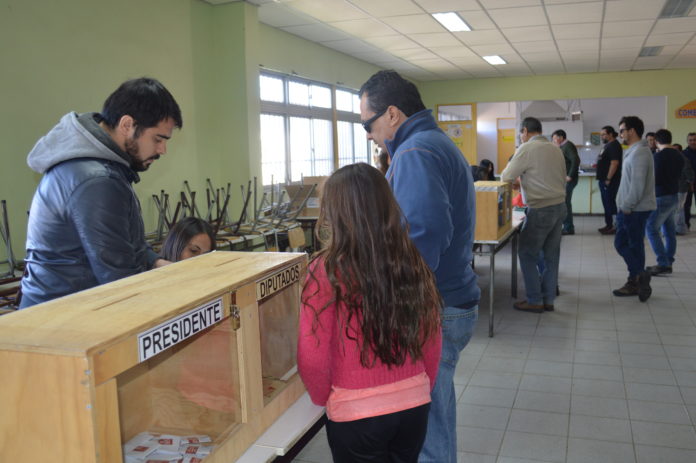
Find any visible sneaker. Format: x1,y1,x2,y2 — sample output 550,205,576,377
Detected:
513,300,544,313
613,278,638,297
638,271,652,302
647,265,672,276
600,226,616,235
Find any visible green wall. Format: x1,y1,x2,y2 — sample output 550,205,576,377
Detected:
419,69,696,143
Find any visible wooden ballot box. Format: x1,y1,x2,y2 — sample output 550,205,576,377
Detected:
0,251,307,462
474,181,512,241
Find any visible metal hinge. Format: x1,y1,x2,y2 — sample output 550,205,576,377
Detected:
231,304,240,330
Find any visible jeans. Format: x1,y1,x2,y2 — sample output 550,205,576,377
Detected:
563,177,578,232
685,191,695,228
614,210,652,278
675,192,688,234
646,195,679,267
598,180,619,228
419,305,478,463
327,403,430,463
518,202,566,305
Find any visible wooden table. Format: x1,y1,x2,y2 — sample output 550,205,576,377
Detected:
474,211,525,337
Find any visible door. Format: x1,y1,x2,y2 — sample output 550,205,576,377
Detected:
436,103,477,165
497,118,517,173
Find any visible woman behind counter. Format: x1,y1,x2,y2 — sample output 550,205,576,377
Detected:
161,216,216,262
298,163,442,462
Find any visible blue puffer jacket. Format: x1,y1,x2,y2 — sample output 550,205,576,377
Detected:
385,109,480,308
19,112,159,308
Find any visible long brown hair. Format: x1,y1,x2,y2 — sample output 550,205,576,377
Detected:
302,163,441,367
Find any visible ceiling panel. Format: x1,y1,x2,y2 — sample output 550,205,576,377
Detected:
414,0,482,13
650,17,696,34
546,2,603,24
347,0,423,16
330,18,398,37
521,50,561,61
454,29,507,46
552,23,601,39
321,39,382,55
381,14,446,34
562,50,600,60
516,40,559,52
280,23,352,42
362,35,421,51
391,47,440,60
645,32,695,46
480,0,541,8
487,7,548,28
601,20,654,38
604,0,663,21
470,43,518,56
288,0,369,22
557,38,600,51
601,36,646,48
449,55,490,66
410,32,462,48
457,10,497,30
430,46,479,59
633,56,674,70
503,26,554,42
257,4,316,28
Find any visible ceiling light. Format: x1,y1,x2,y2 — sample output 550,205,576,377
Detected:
483,55,506,65
432,12,471,32
659,0,695,18
639,46,663,57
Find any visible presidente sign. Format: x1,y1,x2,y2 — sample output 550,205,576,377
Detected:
676,100,696,118
256,263,301,300
138,297,224,362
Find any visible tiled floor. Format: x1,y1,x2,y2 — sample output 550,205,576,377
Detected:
293,216,696,463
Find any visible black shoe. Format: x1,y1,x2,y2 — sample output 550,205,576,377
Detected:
613,278,638,297
647,265,672,276
544,304,555,311
598,225,611,232
638,271,652,302
556,285,560,296
600,227,616,235
562,229,575,235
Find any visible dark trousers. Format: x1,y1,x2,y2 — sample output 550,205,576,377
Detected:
598,180,619,228
326,403,430,463
614,210,651,278
563,177,578,232
685,191,695,228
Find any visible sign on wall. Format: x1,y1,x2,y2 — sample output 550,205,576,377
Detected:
676,100,696,118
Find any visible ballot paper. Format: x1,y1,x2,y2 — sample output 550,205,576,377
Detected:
122,432,214,462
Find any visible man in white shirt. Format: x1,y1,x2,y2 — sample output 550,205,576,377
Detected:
502,117,567,313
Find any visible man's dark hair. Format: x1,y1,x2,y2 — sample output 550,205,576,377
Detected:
655,129,672,145
646,132,656,138
359,70,425,117
552,129,567,139
688,132,696,138
101,77,182,135
521,117,542,134
619,116,644,138
602,125,618,137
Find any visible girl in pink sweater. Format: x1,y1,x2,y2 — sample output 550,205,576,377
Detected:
298,163,442,462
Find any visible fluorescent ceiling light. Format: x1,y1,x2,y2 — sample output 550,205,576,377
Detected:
483,55,506,65
432,12,471,32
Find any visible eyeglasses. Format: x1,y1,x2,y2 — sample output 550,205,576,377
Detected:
619,128,627,133
361,108,387,133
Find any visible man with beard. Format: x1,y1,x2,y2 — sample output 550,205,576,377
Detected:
596,126,623,234
19,77,182,308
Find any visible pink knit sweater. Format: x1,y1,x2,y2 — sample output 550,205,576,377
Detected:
298,259,442,407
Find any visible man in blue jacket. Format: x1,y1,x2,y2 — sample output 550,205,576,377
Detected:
20,78,182,308
359,70,480,463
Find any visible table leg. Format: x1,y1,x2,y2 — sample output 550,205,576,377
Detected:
511,232,518,298
489,244,495,337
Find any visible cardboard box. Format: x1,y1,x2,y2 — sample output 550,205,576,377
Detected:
299,176,327,218
474,181,512,241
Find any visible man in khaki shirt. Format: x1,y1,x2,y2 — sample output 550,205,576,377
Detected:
501,117,566,313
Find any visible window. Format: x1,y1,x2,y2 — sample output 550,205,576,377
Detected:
259,72,369,185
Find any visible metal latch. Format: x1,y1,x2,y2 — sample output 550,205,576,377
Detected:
231,305,241,330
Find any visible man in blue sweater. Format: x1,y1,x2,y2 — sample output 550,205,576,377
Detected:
646,129,684,275
359,70,480,463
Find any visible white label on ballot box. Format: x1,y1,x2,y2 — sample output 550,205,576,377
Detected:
138,297,224,362
256,263,301,300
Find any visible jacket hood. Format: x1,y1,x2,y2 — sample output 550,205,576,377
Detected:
385,109,438,158
27,112,131,174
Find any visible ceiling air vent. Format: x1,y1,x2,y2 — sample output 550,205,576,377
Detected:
659,0,696,18
639,46,663,57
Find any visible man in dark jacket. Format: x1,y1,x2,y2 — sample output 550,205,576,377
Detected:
20,78,182,308
552,129,580,235
646,129,684,275
682,132,696,229
360,70,479,463
596,126,622,234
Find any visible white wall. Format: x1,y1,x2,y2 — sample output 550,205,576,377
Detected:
580,96,667,142
476,102,515,171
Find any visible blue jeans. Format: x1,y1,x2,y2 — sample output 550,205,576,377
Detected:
614,210,652,278
598,180,619,228
518,202,566,305
675,192,688,234
563,177,578,232
646,195,679,267
419,305,478,463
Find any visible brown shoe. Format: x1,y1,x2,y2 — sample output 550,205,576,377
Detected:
613,278,638,297
513,300,545,313
600,227,616,235
598,225,610,232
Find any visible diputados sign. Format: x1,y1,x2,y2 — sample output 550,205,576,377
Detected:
138,297,223,362
256,264,301,300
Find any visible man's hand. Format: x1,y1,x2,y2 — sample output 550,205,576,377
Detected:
566,176,572,182
153,258,173,268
